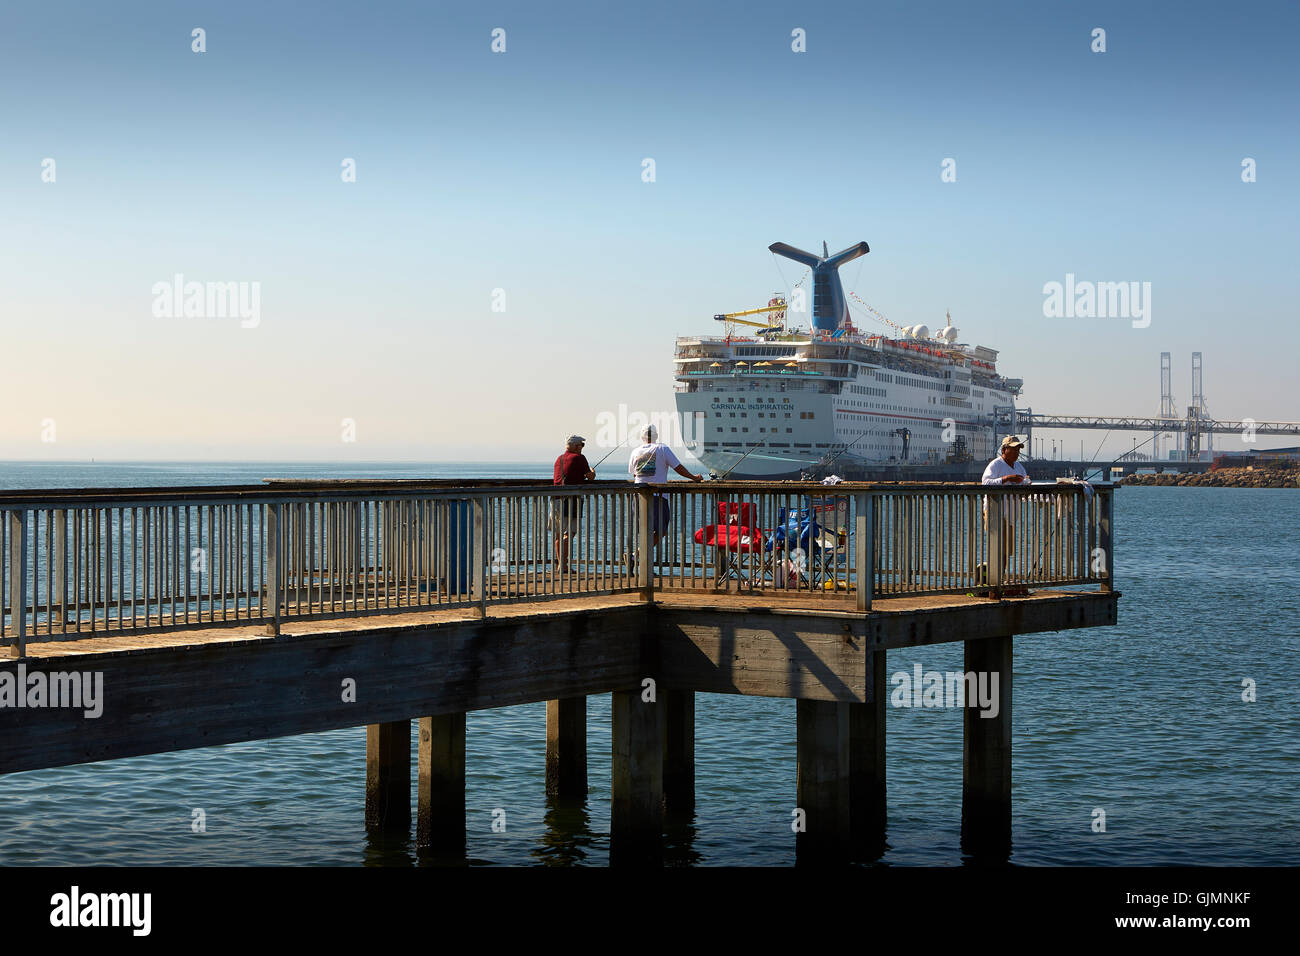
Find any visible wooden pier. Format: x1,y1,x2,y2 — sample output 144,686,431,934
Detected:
0,478,1117,864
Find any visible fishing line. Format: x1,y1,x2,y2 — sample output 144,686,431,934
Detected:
1079,429,1160,482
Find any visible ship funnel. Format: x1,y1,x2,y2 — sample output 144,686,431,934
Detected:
769,240,870,333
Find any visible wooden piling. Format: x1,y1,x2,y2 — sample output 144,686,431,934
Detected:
417,713,466,854
795,699,851,864
545,697,588,801
365,720,411,833
663,690,695,814
961,635,1013,858
610,688,665,865
849,650,887,860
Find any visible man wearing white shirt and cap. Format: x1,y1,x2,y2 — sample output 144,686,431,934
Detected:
982,435,1031,487
979,436,1032,594
627,423,703,554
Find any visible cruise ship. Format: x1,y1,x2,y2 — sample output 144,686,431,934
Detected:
673,240,1023,479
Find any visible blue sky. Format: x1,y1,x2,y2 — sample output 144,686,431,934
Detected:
1,0,1296,462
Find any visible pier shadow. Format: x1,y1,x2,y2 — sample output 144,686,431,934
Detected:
362,828,418,867
663,806,702,867
959,833,1013,866
795,830,893,867
850,832,891,866
529,796,599,866
415,843,471,867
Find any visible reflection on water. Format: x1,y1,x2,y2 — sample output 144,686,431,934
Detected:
531,798,600,866
363,829,416,867
664,808,702,867
417,846,473,868
359,796,701,867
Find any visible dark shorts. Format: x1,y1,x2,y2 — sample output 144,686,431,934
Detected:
651,496,671,535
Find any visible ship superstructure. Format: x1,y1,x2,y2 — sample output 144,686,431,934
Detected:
673,240,1023,479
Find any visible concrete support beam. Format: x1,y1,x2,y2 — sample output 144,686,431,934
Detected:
961,635,1013,858
610,689,665,865
545,697,588,802
364,720,411,833
849,650,887,860
417,713,466,854
662,690,695,815
795,699,851,864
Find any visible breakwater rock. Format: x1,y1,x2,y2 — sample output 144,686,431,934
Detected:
1121,464,1300,488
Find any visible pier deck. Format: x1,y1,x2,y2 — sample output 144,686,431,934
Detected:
9,587,1114,660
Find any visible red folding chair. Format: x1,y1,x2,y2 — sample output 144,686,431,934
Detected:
694,501,765,585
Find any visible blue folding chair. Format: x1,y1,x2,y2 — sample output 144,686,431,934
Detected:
765,507,824,588
765,503,849,590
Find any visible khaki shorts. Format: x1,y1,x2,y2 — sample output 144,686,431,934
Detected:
548,499,583,537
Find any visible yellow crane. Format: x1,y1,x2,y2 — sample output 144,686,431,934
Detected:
713,298,787,334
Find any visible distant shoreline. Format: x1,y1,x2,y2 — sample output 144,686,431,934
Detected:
0,459,549,466
1121,465,1300,488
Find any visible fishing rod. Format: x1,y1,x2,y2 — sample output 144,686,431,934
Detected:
708,443,824,481
1076,429,1161,483
590,442,629,470
1022,432,1156,577
711,441,767,480
720,452,837,482
594,428,709,471
809,432,871,478
991,428,1154,585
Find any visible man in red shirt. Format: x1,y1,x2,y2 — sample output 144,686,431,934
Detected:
552,435,595,572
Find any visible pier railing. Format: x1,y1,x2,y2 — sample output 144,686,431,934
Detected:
0,479,1113,654
648,481,1112,605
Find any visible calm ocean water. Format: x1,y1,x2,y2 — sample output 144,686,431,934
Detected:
0,460,1296,866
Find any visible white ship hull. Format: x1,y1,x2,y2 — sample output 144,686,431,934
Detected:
673,330,1021,478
